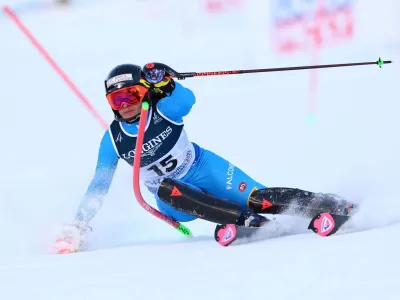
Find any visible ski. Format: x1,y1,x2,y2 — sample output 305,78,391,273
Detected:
215,212,353,247
214,224,263,247
308,200,359,237
158,178,360,241
308,212,351,237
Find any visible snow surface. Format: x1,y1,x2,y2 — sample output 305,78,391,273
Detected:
1,1,400,299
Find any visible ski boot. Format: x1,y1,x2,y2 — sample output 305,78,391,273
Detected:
314,193,358,216
214,209,269,247
236,208,268,227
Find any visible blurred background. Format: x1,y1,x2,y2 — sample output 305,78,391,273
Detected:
1,0,400,253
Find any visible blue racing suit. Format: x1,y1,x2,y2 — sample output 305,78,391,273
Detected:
75,82,266,224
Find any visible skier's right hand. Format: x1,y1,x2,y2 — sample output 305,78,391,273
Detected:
54,220,91,254
140,62,176,98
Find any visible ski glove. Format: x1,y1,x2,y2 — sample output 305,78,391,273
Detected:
140,62,176,99
54,220,91,254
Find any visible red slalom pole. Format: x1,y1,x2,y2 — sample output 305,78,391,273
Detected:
133,101,192,237
3,6,108,129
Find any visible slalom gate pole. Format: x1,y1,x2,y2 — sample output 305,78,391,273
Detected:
132,100,192,237
2,6,108,129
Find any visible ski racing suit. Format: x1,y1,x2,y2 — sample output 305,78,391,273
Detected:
75,82,266,224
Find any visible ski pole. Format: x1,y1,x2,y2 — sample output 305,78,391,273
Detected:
163,57,392,80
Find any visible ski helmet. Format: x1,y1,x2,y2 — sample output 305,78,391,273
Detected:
104,64,148,123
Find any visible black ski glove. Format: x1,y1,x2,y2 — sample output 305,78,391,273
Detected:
140,62,176,100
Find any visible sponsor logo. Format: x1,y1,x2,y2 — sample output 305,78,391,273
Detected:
115,132,123,143
121,126,172,160
153,113,163,124
321,215,333,233
142,144,162,157
170,186,182,197
146,68,165,84
168,150,192,178
226,163,235,190
262,198,273,210
106,73,133,88
238,182,247,192
222,227,235,243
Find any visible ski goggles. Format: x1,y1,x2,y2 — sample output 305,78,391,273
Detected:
106,85,148,110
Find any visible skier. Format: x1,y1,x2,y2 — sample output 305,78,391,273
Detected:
55,63,354,253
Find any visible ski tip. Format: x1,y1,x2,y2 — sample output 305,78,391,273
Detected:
214,224,237,247
314,213,335,236
309,213,336,237
309,212,351,237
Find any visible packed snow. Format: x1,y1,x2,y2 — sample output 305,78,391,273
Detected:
1,1,399,299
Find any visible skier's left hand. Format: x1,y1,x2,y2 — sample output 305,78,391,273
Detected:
54,220,91,254
140,62,176,98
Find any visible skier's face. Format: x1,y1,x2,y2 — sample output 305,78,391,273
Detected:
119,103,141,120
